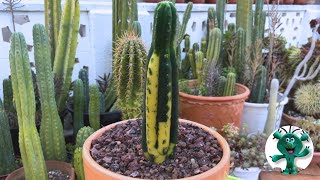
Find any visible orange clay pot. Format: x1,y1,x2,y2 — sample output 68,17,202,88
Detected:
179,80,250,131
83,119,231,180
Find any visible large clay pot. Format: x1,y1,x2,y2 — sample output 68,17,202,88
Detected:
206,0,217,3
192,0,206,3
228,0,237,3
179,80,250,131
176,0,185,2
294,0,307,4
83,119,231,180
5,161,75,180
283,0,294,3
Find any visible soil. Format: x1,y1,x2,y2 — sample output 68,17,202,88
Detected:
48,170,70,180
90,119,223,179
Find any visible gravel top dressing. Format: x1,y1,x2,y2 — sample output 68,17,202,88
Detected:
90,119,223,179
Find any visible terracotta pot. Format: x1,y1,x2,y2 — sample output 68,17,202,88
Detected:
144,0,160,2
176,0,185,2
294,0,307,4
206,0,217,3
83,119,231,180
280,112,299,126
283,0,294,3
179,80,250,131
228,0,237,3
0,175,7,180
5,161,75,180
192,0,206,3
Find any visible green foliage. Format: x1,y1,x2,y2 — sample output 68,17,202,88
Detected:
234,28,246,83
76,126,95,148
89,85,100,131
73,79,85,136
294,83,320,116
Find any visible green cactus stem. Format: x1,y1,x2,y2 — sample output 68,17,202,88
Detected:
201,36,207,56
104,79,117,112
78,66,89,112
223,72,236,96
195,51,204,86
207,7,218,40
131,21,142,37
188,48,197,79
2,78,14,114
249,66,267,103
206,28,222,66
74,147,85,180
184,35,190,53
228,23,235,33
73,79,84,136
89,85,100,131
76,126,95,148
176,2,193,48
253,0,265,44
264,79,279,136
217,0,226,33
236,0,253,47
235,28,246,83
9,32,48,179
217,76,227,97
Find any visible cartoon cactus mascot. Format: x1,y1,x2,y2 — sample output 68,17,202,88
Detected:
73,79,85,136
33,24,66,161
9,32,48,179
44,0,61,65
223,72,236,96
113,32,147,119
206,28,222,66
74,147,85,180
3,78,14,114
78,66,89,112
75,126,95,148
89,85,100,131
0,99,15,175
249,65,266,103
53,0,80,113
264,79,279,136
142,1,179,164
270,126,310,174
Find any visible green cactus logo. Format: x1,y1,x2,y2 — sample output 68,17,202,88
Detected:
265,125,314,175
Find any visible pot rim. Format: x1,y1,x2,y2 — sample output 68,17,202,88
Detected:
244,93,289,108
83,119,230,180
179,80,250,102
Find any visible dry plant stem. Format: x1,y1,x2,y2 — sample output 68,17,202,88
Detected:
2,0,24,32
282,24,320,101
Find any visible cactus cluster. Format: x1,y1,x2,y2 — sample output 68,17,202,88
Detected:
294,83,320,116
113,32,147,119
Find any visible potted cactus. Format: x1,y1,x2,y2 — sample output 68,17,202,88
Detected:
82,2,230,180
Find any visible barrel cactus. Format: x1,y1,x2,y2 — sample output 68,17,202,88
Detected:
33,24,66,161
74,147,85,180
113,32,147,119
9,32,48,179
73,79,85,136
294,83,320,116
142,1,179,164
89,84,100,131
76,126,95,148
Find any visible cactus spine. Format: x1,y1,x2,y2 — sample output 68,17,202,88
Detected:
250,66,267,103
53,0,80,113
235,28,246,83
195,51,204,86
142,1,178,164
113,32,146,119
74,147,85,180
33,24,66,161
76,126,95,148
264,79,279,136
223,72,236,96
236,0,253,47
73,79,84,136
78,67,89,112
0,99,15,175
2,78,14,114
131,21,142,37
206,28,222,66
9,32,48,179
89,85,100,131
44,0,61,65
216,0,226,33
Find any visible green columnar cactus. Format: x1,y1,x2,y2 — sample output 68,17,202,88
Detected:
76,126,95,148
216,0,226,33
131,21,142,37
201,36,207,56
78,67,89,112
193,43,200,55
89,85,100,131
2,78,14,113
104,79,117,112
9,32,48,179
217,76,227,96
0,99,15,175
264,79,279,136
223,72,236,96
188,48,197,79
33,24,66,161
112,0,138,50
73,79,84,136
207,7,218,39
44,0,61,65
99,92,105,113
236,0,253,47
176,2,193,48
142,1,179,164
74,147,85,180
113,32,147,119
206,28,222,66
235,28,246,83
249,66,267,103
53,0,80,113
294,83,320,116
195,51,204,85
184,35,190,53
253,0,265,44
228,23,235,33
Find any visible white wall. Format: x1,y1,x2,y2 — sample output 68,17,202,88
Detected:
0,0,319,98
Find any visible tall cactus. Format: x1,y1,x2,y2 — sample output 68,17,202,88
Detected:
2,78,14,113
53,0,80,113
216,0,226,33
206,28,222,66
89,85,100,131
9,32,48,179
223,72,236,96
113,32,147,119
131,21,142,38
0,99,15,175
264,79,279,136
201,36,207,56
73,79,84,136
33,24,66,161
78,67,89,112
75,126,95,148
188,48,197,79
250,66,267,103
253,0,265,44
44,0,61,65
235,28,246,83
74,147,85,180
104,79,117,112
184,35,190,53
207,7,218,41
176,2,193,48
195,51,204,86
142,1,178,164
236,0,253,47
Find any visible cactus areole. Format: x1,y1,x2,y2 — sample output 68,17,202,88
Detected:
142,1,179,164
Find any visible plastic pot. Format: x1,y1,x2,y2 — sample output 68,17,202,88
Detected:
83,119,231,180
5,161,75,180
232,167,261,180
241,94,288,134
179,80,250,131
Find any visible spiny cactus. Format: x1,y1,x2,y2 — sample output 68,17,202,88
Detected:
45,0,61,65
253,0,265,45
34,24,66,161
53,0,80,113
176,2,193,48
195,51,204,86
74,147,85,180
188,48,197,79
249,66,267,103
2,78,14,114
294,83,320,116
78,66,89,112
73,79,84,136
201,36,207,56
89,85,100,131
235,28,246,83
0,99,15,175
206,28,222,66
184,35,190,53
217,76,227,96
264,79,280,136
113,32,147,119
236,0,253,47
142,1,178,164
227,23,235,33
9,32,48,179
207,7,218,42
223,72,236,96
76,126,95,148
131,21,141,37
216,0,226,34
